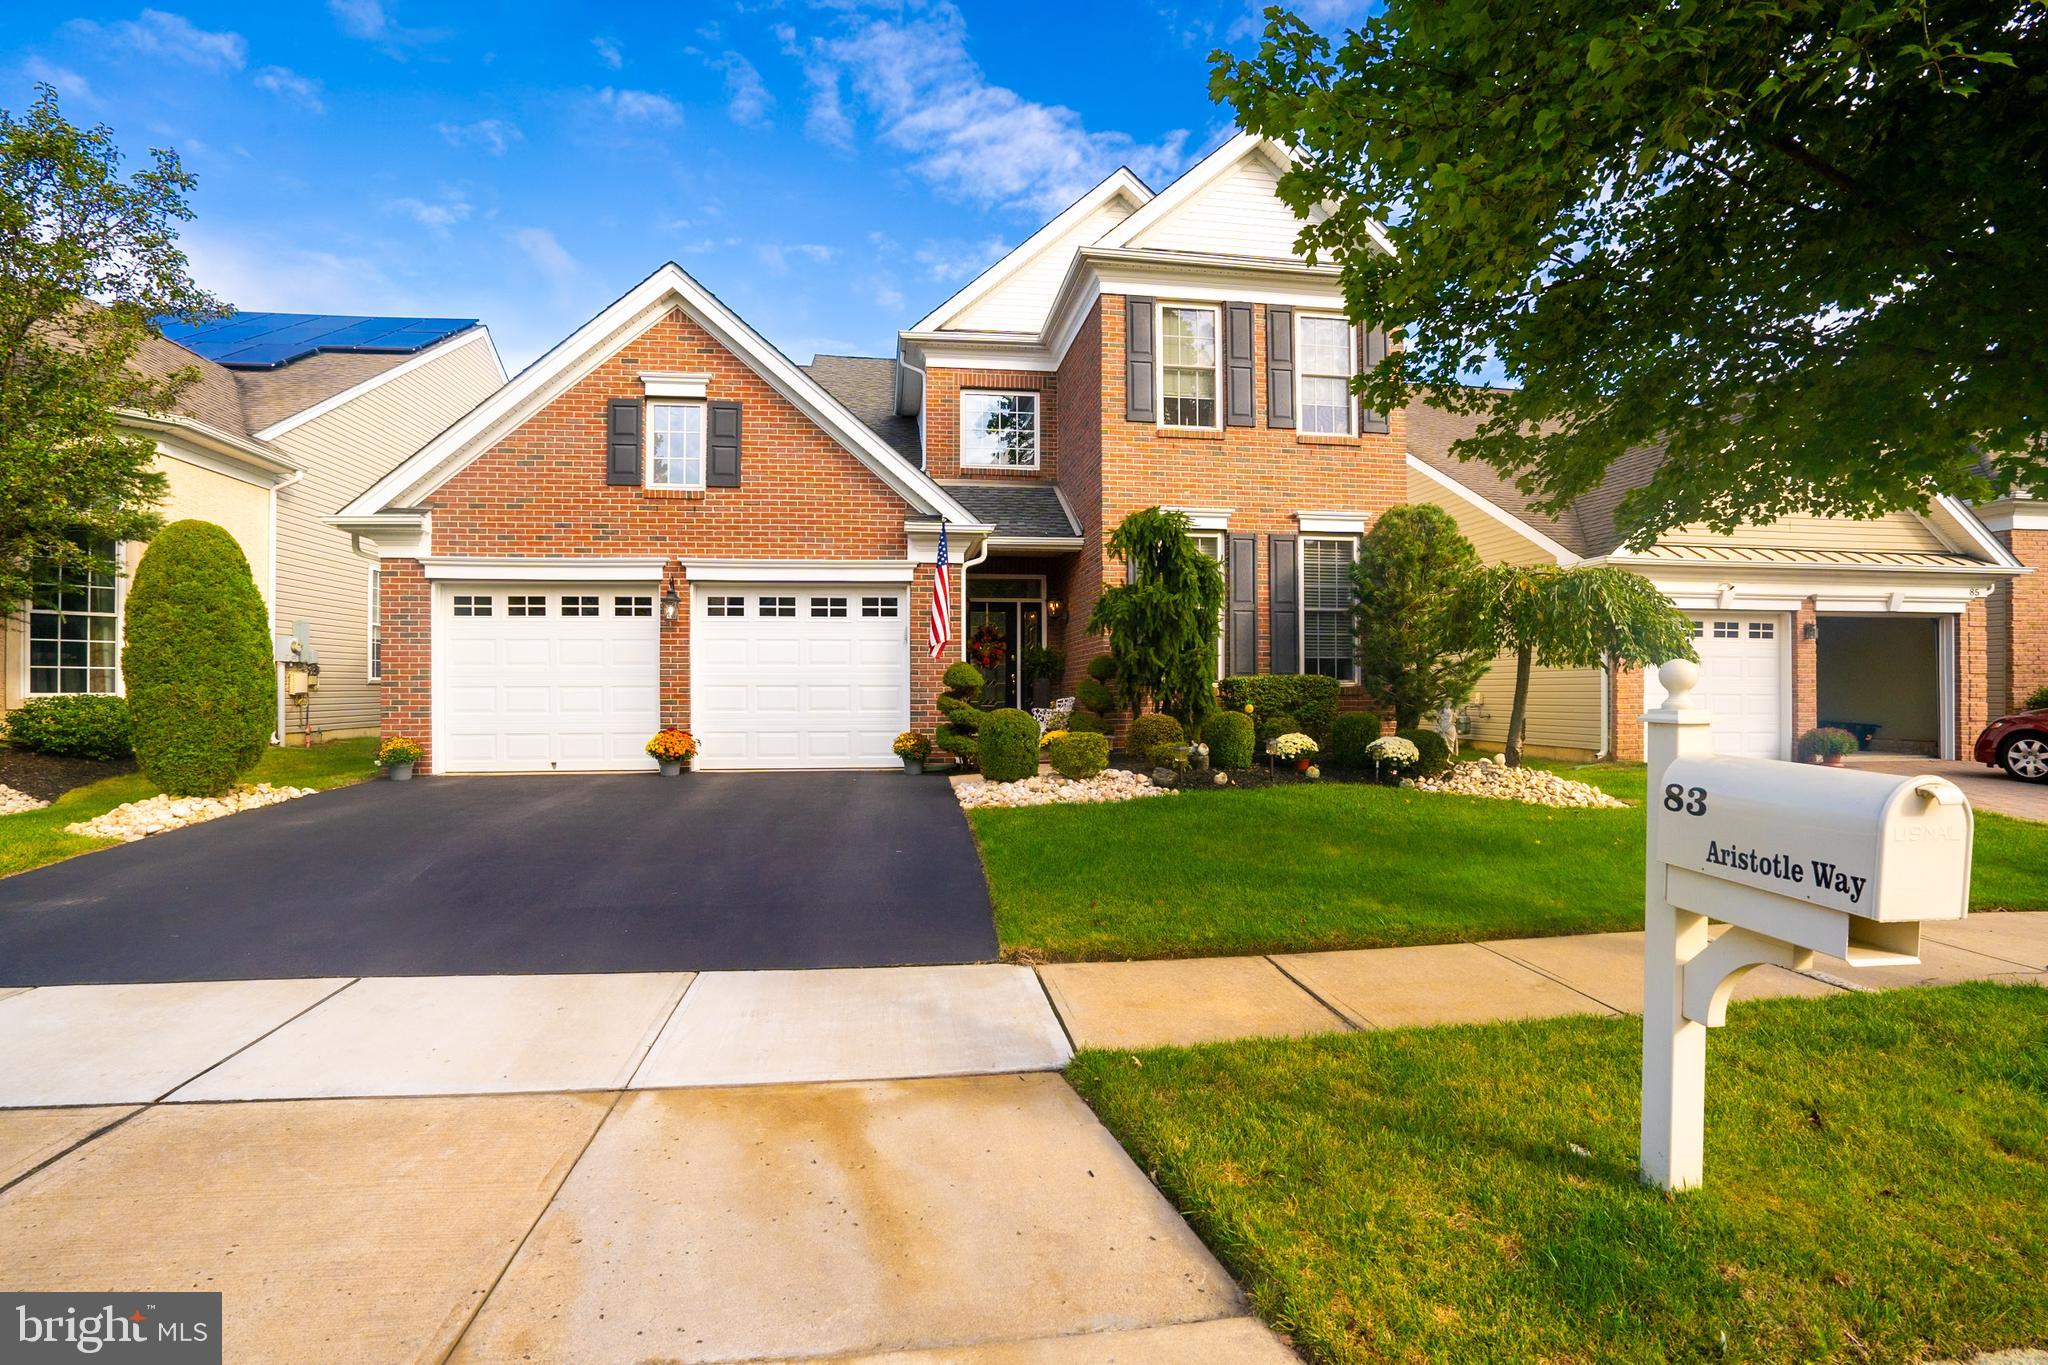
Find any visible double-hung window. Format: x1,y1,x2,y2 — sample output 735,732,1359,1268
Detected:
1192,531,1227,679
1301,537,1358,681
960,391,1039,468
647,400,705,489
1160,305,1219,429
27,542,119,695
1298,315,1353,435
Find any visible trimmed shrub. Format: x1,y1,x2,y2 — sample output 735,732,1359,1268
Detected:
1200,711,1255,770
1124,712,1184,764
979,708,1042,782
1796,726,1860,761
1047,731,1108,779
1075,677,1120,715
942,661,984,694
936,662,987,763
1063,710,1108,735
2027,684,2048,712
1328,713,1380,769
2,695,132,760
1256,712,1300,745
1217,674,1341,743
1395,727,1453,778
122,520,273,796
1086,653,1119,682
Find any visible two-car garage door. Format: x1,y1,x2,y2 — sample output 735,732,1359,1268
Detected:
432,579,909,773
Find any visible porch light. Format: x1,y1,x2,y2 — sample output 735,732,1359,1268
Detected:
1048,597,1066,623
1802,621,1818,641
661,581,681,623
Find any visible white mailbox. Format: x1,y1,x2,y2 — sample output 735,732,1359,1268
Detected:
1639,660,1973,1192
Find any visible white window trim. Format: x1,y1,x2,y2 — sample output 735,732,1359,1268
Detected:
958,389,1042,470
1192,531,1228,680
645,399,707,491
1299,533,1361,685
1156,301,1223,432
21,541,126,699
366,567,382,681
1296,312,1355,437
640,371,710,399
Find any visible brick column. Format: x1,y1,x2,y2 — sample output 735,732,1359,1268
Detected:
1957,595,1990,758
661,560,689,731
908,560,960,735
1610,662,1645,761
379,559,433,771
1994,528,2048,716
1792,599,1819,743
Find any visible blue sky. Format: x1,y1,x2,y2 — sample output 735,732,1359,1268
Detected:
1,2,1365,372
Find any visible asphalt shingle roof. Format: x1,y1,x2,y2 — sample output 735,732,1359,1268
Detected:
942,482,1080,539
803,354,920,464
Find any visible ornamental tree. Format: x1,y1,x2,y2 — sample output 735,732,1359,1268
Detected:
1468,565,1697,766
1350,503,1491,728
1087,507,1226,725
1212,4,2046,543
1,86,223,610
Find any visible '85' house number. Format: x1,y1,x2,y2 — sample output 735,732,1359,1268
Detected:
1663,783,1708,816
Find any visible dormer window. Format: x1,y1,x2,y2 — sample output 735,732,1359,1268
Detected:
1298,315,1353,435
961,391,1039,468
1160,305,1220,429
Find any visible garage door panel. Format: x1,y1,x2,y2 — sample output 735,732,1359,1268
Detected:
757,639,802,666
809,684,853,713
809,640,854,666
756,685,802,713
447,639,499,668
557,639,605,667
1644,612,1786,760
503,687,551,715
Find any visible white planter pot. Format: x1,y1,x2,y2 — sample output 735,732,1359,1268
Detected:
388,762,414,782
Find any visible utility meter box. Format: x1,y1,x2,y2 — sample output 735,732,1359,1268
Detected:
1656,756,1971,959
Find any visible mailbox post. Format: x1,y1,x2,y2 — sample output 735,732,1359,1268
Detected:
1639,659,1973,1191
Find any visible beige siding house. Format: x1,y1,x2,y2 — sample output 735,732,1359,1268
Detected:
1405,395,2025,763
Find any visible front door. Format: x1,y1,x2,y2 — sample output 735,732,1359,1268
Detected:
966,601,1020,708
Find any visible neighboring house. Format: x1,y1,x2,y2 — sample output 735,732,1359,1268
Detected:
1406,398,2029,762
2,313,503,742
334,132,1403,773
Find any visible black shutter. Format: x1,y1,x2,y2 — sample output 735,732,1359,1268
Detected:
707,401,742,487
1266,306,1294,429
1124,296,1155,422
1227,533,1258,677
1270,534,1300,674
1358,326,1389,434
606,398,642,486
1224,302,1255,427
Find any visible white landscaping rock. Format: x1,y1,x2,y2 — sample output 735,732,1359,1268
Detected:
955,769,1175,810
65,783,316,842
1411,761,1628,810
0,784,48,816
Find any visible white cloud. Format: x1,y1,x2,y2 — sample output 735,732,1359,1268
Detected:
1227,0,1371,41
254,66,324,113
328,0,444,53
81,9,247,71
717,52,774,129
512,227,578,288
596,87,682,127
801,63,853,151
21,58,97,107
796,3,1189,213
755,242,837,273
915,236,1008,283
591,36,622,69
856,274,906,310
387,192,471,231
437,118,522,155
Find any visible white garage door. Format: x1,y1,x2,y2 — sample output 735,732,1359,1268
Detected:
436,583,661,773
692,584,909,770
1645,612,1787,760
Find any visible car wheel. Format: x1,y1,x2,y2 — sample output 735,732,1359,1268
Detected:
1999,734,2048,783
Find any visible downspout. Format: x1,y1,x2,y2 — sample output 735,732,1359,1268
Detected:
960,527,992,662
269,469,304,747
1596,652,1612,759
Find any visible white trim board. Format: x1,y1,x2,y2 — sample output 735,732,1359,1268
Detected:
422,556,666,583
680,558,917,584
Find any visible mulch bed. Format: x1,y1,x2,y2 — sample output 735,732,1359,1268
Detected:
0,746,134,802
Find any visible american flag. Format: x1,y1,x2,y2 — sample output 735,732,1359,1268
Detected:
929,523,953,659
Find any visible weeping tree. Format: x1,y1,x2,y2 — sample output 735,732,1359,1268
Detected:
1351,504,1492,729
1087,507,1226,726
1469,565,1696,766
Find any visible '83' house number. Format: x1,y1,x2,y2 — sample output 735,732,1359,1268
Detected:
1663,783,1707,816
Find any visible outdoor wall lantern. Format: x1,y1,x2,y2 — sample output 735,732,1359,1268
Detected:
1048,597,1066,623
1802,621,1819,641
661,580,681,623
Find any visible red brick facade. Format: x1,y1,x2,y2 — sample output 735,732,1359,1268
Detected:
1990,527,2048,718
922,366,1058,482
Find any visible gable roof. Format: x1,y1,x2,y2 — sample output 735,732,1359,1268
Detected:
338,263,978,526
804,355,919,464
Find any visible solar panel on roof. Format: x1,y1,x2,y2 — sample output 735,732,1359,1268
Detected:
154,311,479,369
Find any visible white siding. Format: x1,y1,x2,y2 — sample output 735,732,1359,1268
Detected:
1127,152,1323,260
946,199,1135,334
1659,510,1952,554
269,334,502,736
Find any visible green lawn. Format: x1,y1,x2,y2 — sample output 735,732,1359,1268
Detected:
972,760,2048,961
0,738,379,879
1069,982,2048,1364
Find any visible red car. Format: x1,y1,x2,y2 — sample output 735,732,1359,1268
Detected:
1975,706,2048,783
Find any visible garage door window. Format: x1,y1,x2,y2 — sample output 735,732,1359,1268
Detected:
1749,621,1774,639
810,596,848,618
562,594,598,617
454,594,493,617
861,596,898,617
759,595,796,617
614,595,652,617
707,595,745,617
508,595,547,617
1712,620,1739,639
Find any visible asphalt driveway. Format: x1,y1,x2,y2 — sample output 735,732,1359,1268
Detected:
0,773,996,985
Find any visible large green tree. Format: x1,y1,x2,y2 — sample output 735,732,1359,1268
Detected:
1,86,221,608
1213,3,2045,544
1351,503,1491,728
1469,565,1697,766
1088,507,1227,725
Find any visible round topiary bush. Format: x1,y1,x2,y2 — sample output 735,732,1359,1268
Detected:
1085,653,1119,682
1328,713,1380,769
1047,731,1109,779
121,520,274,796
1395,727,1453,778
2,695,133,760
1200,710,1255,770
942,661,985,695
1124,712,1184,765
1256,712,1300,744
1063,710,1108,735
979,707,1042,782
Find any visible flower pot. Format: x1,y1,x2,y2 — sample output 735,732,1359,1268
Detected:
1822,754,1845,768
902,757,924,775
387,762,414,782
1295,758,1311,773
658,759,684,777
